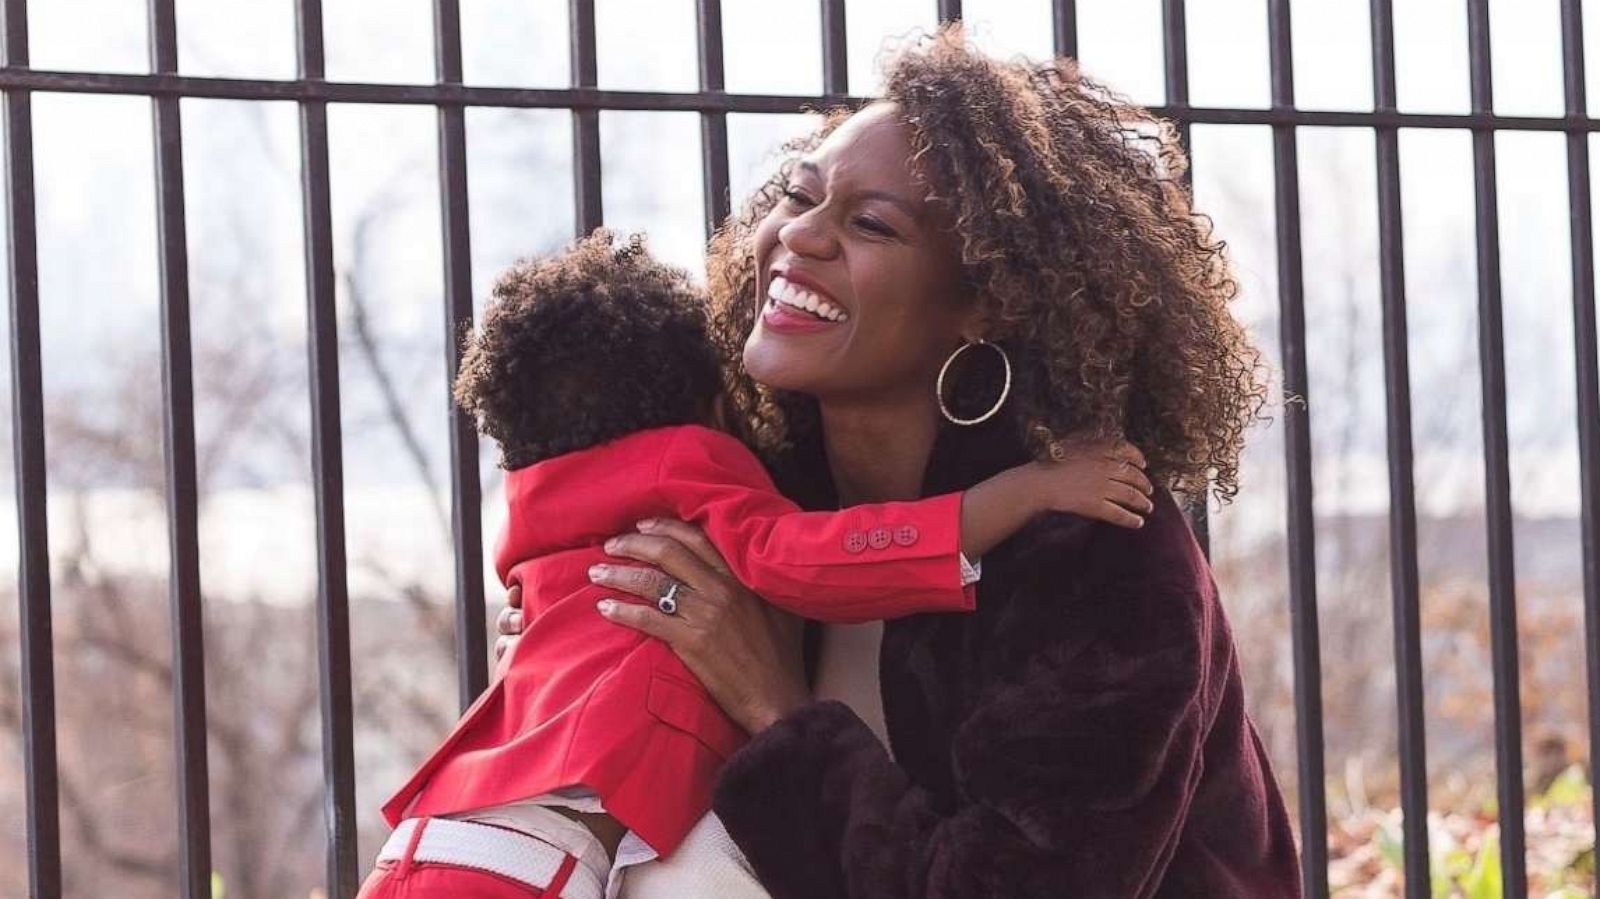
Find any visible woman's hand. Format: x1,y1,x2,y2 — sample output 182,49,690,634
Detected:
588,518,812,735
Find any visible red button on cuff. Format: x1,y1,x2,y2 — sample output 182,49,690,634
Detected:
867,527,892,550
893,525,919,546
843,530,868,554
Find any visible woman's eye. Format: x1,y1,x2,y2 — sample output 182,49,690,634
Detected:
855,216,894,237
782,187,815,207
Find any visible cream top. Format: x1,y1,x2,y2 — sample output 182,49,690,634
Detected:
806,552,983,759
809,620,894,759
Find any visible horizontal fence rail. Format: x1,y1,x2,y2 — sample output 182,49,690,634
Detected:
2,0,1597,897
7,67,1600,131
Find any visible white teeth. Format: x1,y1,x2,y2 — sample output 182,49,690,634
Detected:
766,274,850,323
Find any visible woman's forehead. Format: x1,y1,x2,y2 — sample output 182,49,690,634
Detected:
805,104,929,195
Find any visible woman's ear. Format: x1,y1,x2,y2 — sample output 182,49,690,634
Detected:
958,306,992,345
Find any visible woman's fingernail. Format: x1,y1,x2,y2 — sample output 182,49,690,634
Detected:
603,538,620,553
636,518,655,531
597,599,616,614
588,564,609,581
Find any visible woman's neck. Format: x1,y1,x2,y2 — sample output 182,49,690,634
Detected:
819,397,941,506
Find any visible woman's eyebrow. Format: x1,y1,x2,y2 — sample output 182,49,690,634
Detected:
796,160,921,222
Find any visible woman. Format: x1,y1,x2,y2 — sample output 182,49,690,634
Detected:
499,27,1301,898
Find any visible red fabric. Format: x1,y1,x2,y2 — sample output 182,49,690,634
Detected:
544,854,578,897
382,425,973,857
395,818,430,877
356,817,556,899
356,860,552,898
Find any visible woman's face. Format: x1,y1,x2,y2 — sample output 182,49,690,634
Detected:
744,102,976,405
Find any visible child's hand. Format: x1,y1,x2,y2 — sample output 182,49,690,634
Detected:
1035,439,1155,528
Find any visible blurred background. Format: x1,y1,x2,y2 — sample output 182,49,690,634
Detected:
0,0,1596,896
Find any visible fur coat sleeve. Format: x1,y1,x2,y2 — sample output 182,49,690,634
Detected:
710,491,1301,898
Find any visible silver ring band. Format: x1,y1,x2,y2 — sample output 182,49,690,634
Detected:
657,581,681,616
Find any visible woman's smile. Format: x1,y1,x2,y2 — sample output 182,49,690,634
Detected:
759,269,851,336
767,273,849,322
761,298,844,335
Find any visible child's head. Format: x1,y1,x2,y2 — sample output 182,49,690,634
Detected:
454,229,726,470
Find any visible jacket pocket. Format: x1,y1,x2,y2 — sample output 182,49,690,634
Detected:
645,672,748,760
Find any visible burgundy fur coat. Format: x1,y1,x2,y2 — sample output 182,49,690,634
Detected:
710,420,1304,898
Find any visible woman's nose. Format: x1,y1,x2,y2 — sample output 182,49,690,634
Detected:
777,210,839,260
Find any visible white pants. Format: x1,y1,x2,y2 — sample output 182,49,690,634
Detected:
454,802,771,899
613,810,771,899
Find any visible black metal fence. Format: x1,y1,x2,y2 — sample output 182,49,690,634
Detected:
2,1,1597,898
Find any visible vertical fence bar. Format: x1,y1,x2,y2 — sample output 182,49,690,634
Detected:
1,0,60,895
1052,0,1077,58
147,1,213,894
1369,1,1431,894
1160,0,1191,153
821,0,848,97
1558,4,1600,895
697,0,730,240
1264,3,1328,896
1464,1,1528,894
432,0,488,712
1159,0,1209,555
571,0,602,236
938,0,961,23
294,0,359,894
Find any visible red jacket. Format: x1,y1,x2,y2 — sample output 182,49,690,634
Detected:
381,425,974,856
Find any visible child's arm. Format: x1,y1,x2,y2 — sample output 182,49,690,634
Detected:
653,429,972,623
650,428,1150,624
960,439,1153,559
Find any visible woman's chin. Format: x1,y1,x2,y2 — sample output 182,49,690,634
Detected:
743,332,825,394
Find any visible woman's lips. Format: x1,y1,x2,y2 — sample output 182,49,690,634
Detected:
761,298,843,334
760,272,848,335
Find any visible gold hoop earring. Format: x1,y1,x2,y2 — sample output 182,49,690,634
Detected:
936,339,1012,426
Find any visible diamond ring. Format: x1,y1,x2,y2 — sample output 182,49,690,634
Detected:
657,580,682,616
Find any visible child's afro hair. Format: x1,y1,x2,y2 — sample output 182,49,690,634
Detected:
453,229,724,469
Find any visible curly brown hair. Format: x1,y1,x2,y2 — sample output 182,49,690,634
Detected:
706,25,1269,502
454,229,725,470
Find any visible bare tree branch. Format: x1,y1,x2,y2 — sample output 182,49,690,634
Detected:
342,197,452,540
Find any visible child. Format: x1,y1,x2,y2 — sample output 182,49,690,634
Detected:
364,231,1152,899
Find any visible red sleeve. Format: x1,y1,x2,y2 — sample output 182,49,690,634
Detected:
653,427,974,622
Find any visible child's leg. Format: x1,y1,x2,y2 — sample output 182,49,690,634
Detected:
357,862,558,898
611,812,770,898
